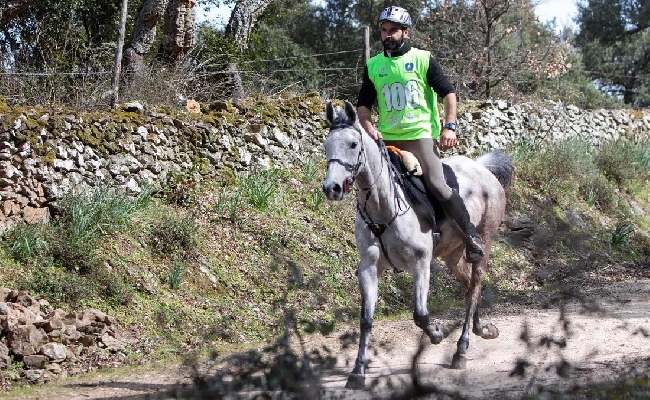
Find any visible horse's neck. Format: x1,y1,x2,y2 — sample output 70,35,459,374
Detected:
355,138,398,217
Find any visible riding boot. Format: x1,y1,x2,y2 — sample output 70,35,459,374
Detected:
440,189,484,263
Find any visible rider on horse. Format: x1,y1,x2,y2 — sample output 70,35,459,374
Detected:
356,5,484,263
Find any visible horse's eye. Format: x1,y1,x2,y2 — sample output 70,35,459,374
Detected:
350,142,358,149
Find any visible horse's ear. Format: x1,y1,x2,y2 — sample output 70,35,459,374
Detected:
325,102,335,126
343,100,357,123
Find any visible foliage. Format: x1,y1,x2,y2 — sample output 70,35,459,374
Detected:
0,0,636,109
4,223,50,264
185,22,245,102
596,138,650,194
415,0,569,100
509,136,650,260
0,128,649,396
50,184,153,273
0,0,124,72
611,222,636,253
575,0,650,106
512,137,599,206
168,259,186,290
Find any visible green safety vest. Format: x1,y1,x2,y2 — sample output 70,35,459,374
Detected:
367,48,441,140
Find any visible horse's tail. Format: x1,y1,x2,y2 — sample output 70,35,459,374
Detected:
476,150,514,188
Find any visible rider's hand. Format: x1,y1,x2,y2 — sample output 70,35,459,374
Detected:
439,129,457,151
366,126,383,141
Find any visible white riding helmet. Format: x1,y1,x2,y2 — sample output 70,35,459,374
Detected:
378,6,412,28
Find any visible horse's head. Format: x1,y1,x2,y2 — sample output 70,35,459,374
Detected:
322,100,364,201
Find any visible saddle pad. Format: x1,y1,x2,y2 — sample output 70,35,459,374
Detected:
386,146,459,191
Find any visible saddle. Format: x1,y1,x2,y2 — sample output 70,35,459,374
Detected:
385,146,460,242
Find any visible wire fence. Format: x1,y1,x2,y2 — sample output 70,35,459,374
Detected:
0,46,646,110
0,48,368,110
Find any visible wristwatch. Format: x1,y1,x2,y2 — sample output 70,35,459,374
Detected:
443,122,457,132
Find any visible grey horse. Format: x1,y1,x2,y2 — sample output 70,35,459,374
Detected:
322,100,514,389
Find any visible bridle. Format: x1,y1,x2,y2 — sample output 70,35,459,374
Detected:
326,122,364,190
326,122,410,270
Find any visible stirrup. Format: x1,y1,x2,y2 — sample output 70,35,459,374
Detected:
465,235,484,263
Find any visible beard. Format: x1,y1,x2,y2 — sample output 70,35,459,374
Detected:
383,36,404,52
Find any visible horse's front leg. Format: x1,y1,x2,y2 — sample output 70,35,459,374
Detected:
412,260,446,344
346,262,379,390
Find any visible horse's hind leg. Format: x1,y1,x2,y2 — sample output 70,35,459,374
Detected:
346,263,379,390
472,308,499,339
451,256,488,369
471,241,499,340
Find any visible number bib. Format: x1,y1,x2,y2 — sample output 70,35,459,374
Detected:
367,48,440,140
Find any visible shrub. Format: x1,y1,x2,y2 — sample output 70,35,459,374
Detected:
512,138,599,205
597,138,650,193
150,213,199,257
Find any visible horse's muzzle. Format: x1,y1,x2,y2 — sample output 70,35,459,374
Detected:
322,177,352,201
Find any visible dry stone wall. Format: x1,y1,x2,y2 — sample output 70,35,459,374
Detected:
1,288,132,385
0,97,648,233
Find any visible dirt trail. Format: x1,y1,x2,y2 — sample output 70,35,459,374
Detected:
319,280,650,399
4,280,649,399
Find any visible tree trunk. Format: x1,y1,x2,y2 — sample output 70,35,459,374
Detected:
124,0,170,73
225,0,274,51
0,0,38,28
158,0,196,65
224,0,274,102
111,0,130,109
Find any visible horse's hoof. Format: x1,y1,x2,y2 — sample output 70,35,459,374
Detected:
429,332,443,345
479,323,499,339
426,323,445,344
451,353,468,369
345,373,366,390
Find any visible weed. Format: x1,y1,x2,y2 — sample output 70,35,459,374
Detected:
211,191,244,221
51,184,153,273
3,223,50,263
240,168,279,210
275,190,288,217
611,222,636,254
168,259,186,290
162,169,199,207
306,188,325,211
302,157,320,182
